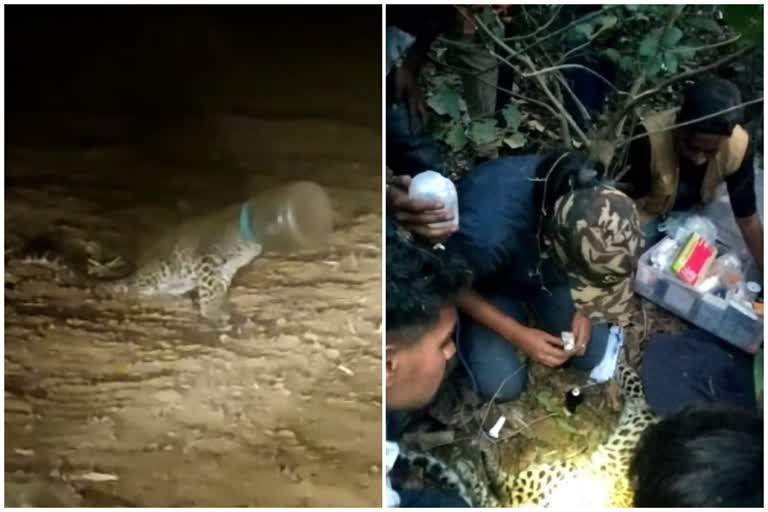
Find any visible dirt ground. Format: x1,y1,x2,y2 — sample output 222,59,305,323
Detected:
4,117,382,508
4,7,383,507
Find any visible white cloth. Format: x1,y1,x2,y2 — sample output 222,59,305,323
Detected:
385,441,401,507
386,26,415,76
589,325,625,383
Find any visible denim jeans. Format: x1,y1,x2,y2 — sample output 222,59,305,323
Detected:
386,102,443,176
458,284,611,402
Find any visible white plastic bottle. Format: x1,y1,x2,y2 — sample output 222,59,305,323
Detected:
408,170,459,230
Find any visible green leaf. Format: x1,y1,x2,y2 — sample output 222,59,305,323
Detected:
555,418,583,435
619,56,636,72
604,48,622,63
468,120,498,146
442,122,468,151
645,54,664,79
638,35,658,58
661,26,683,48
427,84,462,120
663,52,679,74
479,7,505,38
687,16,723,33
574,23,594,39
501,103,522,131
600,15,618,30
503,132,527,150
722,5,763,46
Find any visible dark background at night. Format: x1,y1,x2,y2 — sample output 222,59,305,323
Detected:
5,5,381,149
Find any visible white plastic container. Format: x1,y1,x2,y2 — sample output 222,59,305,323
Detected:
634,238,763,353
408,170,459,229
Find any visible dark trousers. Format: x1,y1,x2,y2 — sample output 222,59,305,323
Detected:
458,284,611,402
398,488,470,508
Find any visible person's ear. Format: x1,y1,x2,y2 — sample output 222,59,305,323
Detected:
385,346,398,387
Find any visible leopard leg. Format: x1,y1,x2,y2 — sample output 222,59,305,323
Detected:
196,255,235,327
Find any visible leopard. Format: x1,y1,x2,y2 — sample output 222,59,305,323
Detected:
396,362,658,508
20,182,333,329
395,448,500,508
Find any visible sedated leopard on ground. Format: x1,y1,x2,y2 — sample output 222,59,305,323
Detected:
397,362,658,508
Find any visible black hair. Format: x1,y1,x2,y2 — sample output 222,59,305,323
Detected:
386,217,472,343
630,403,763,508
532,149,605,216
678,77,743,136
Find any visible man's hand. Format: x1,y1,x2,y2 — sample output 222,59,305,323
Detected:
571,311,591,357
515,327,570,368
387,175,458,243
391,62,429,134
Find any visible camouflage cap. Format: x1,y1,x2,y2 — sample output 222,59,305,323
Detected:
547,185,643,326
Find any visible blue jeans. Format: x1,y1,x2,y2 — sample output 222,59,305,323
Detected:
386,102,443,176
458,285,611,402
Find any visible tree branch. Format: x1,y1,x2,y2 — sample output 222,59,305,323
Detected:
618,44,755,120
522,64,627,96
505,6,562,41
540,48,590,139
490,49,590,147
612,5,685,139
509,92,560,118
561,24,612,61
516,5,621,56
471,13,591,148
617,97,764,148
669,33,741,54
554,75,572,147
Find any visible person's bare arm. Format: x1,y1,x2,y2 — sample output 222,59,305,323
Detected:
457,289,527,341
457,290,569,367
736,213,763,272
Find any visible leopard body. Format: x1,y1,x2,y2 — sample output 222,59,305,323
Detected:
103,203,262,323
24,201,262,325
397,363,658,508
